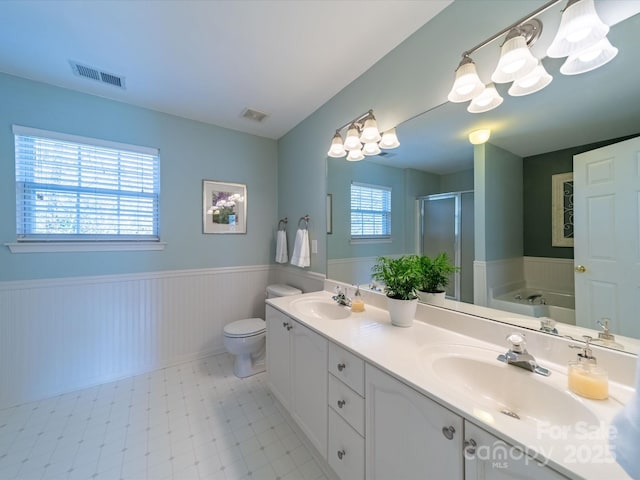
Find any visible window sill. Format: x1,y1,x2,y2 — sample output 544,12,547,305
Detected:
6,242,166,253
349,238,392,245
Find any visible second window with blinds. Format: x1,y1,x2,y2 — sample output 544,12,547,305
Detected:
350,182,391,242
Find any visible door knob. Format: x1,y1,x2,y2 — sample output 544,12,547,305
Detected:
575,265,586,273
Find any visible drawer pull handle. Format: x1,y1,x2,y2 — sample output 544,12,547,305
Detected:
464,438,477,456
442,425,455,440
337,399,346,409
337,449,346,460
337,363,346,371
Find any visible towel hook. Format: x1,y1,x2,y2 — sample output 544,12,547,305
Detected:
278,217,288,231
298,214,310,230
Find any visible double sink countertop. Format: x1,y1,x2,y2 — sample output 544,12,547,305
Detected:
266,288,636,480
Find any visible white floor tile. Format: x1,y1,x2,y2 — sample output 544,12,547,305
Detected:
0,353,329,480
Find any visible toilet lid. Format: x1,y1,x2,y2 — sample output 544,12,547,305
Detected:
224,318,265,337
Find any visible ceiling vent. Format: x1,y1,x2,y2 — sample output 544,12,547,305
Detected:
70,61,126,89
241,108,268,123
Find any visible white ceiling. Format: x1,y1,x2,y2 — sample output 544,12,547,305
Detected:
0,0,451,139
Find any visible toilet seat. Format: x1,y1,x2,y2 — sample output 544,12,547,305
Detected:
223,318,265,338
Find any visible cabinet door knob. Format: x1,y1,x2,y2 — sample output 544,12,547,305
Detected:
337,449,346,460
575,265,587,273
282,321,289,328
337,363,346,371
464,438,477,456
442,426,455,440
337,399,346,409
286,324,293,331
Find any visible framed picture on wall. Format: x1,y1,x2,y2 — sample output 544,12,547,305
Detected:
551,172,573,247
202,180,247,234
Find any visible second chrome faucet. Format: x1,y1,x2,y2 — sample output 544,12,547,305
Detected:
497,332,551,377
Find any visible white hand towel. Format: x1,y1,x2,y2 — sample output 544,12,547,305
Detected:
275,230,288,263
290,228,310,268
610,354,640,479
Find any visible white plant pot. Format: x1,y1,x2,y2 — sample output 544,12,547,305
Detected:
386,297,418,327
417,290,446,306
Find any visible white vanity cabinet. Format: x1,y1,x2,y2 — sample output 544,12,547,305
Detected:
464,422,568,480
327,343,365,480
265,305,328,458
365,364,464,480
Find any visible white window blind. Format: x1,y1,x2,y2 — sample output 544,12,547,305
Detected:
13,125,160,242
350,182,391,239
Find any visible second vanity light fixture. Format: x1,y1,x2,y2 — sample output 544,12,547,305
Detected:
448,0,617,113
327,109,400,161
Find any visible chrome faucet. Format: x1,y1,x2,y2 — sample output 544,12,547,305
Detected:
497,333,550,376
332,287,352,307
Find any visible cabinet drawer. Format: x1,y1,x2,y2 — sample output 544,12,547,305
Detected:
328,342,365,396
328,374,365,435
328,408,365,480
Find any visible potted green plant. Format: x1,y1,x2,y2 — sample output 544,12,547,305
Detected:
416,252,459,306
371,255,422,327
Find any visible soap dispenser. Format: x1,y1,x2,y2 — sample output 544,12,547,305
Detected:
567,336,608,400
351,285,365,313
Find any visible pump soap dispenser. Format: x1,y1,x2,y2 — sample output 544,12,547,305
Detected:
351,285,365,313
567,336,608,400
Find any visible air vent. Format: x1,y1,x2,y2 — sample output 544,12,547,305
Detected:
241,108,268,123
70,61,126,90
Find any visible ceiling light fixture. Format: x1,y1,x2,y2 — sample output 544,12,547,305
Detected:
327,110,399,161
447,0,617,114
468,129,491,145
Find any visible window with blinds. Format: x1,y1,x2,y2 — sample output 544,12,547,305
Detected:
350,182,391,239
13,126,160,242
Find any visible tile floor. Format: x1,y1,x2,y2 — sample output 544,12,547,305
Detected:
0,354,329,480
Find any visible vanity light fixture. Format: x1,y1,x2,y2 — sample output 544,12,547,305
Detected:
447,0,617,113
467,83,503,114
326,110,399,161
468,129,491,145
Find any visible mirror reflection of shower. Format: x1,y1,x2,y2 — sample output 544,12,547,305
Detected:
419,191,474,303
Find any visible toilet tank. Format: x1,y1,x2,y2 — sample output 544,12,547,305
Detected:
266,284,302,298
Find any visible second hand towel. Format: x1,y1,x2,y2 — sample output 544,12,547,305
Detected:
290,228,310,268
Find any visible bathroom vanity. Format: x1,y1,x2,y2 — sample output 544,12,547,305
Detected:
265,285,635,480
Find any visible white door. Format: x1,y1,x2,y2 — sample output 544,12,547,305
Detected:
290,321,328,459
574,136,640,338
365,364,463,480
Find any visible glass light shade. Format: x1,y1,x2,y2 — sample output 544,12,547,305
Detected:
346,148,365,161
359,117,381,143
467,83,503,113
547,0,609,58
491,34,538,83
508,60,553,96
344,126,362,151
379,128,400,149
560,37,618,75
363,142,381,156
447,58,485,103
327,132,347,157
468,129,491,145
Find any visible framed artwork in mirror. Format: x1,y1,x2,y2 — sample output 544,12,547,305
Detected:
202,180,247,234
551,172,573,247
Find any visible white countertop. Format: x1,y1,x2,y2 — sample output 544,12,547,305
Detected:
266,289,636,480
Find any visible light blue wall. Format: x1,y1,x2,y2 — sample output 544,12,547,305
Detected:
440,169,474,194
0,73,278,281
474,143,523,262
327,158,409,259
277,1,542,275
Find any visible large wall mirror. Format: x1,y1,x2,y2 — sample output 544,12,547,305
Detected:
326,9,640,354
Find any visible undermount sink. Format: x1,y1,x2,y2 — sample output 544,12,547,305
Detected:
290,297,351,320
421,345,604,427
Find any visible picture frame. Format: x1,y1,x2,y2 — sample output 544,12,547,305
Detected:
202,180,247,234
551,172,574,247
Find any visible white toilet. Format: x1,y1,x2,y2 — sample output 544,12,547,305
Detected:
223,284,302,378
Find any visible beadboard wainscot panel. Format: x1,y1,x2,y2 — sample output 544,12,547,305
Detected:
0,265,275,409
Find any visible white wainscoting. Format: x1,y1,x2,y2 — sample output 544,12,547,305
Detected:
474,258,524,307
0,266,280,409
523,256,574,294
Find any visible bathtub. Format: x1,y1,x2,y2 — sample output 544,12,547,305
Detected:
491,287,576,325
